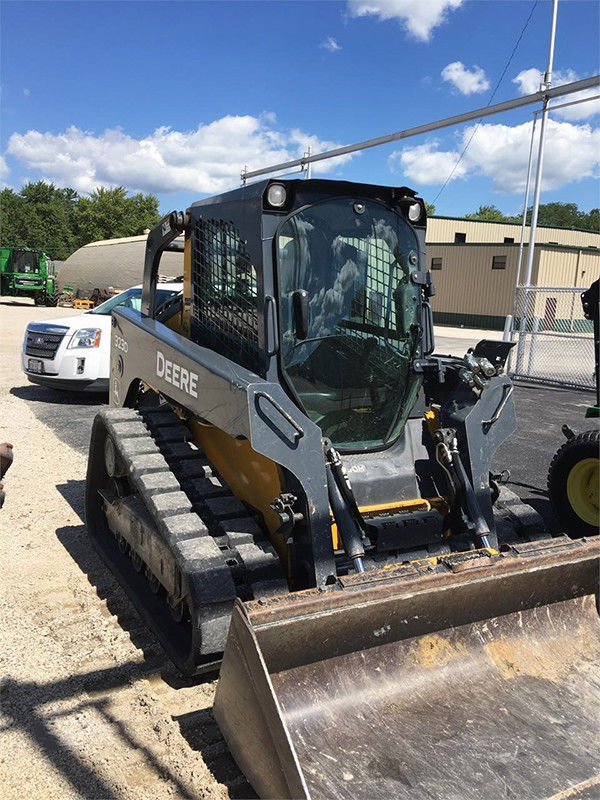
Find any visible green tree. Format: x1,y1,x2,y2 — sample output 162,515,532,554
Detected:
74,186,159,247
584,208,599,232
425,201,435,216
529,202,599,231
465,204,517,222
1,181,160,259
0,188,25,248
0,182,78,260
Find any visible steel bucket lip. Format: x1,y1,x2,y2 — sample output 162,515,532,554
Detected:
243,536,600,629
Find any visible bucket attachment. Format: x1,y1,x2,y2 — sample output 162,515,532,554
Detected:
214,537,600,800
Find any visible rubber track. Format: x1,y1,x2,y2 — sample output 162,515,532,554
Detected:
95,406,287,674
493,484,550,544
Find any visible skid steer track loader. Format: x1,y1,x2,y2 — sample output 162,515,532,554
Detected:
86,179,599,799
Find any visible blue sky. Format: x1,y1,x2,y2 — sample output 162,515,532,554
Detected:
1,0,598,217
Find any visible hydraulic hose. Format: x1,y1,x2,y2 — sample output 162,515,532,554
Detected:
326,461,366,573
451,446,493,549
434,428,492,549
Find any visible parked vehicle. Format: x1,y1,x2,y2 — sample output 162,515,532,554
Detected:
1,247,56,305
21,282,182,392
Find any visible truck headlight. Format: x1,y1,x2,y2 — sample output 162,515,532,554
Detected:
67,328,102,349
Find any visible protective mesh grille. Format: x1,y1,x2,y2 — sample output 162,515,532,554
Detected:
191,218,261,374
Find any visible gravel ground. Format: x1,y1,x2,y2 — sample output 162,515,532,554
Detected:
0,299,248,800
1,298,596,799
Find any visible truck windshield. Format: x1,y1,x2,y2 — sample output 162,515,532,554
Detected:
90,287,181,315
278,197,422,451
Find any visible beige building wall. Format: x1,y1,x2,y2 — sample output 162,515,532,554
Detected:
427,244,532,328
427,242,600,329
536,246,600,288
427,217,600,248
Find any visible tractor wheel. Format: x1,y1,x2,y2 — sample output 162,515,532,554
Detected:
547,429,599,537
45,292,58,307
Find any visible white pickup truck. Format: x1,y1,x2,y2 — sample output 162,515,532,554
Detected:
22,282,182,392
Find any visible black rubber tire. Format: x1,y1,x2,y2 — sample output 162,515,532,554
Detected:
44,292,58,307
547,429,599,538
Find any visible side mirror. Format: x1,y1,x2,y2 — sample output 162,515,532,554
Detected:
292,289,309,340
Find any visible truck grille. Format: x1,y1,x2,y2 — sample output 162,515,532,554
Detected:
25,324,69,360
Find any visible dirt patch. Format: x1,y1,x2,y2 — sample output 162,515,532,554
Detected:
411,633,467,669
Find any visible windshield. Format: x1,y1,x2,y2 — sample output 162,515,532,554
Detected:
278,197,422,451
90,287,181,315
12,250,39,274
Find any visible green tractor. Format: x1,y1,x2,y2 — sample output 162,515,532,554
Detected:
0,246,57,305
548,279,599,537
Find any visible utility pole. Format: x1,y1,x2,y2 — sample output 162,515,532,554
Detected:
514,0,559,375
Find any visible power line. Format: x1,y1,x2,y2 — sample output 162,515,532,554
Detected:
432,0,539,204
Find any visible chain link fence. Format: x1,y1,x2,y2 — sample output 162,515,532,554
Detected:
508,286,595,390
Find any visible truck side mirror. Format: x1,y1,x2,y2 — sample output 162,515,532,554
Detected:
292,290,309,340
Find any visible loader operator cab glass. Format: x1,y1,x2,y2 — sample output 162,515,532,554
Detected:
277,197,423,452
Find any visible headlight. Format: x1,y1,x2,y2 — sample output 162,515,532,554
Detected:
67,328,102,349
266,183,287,208
408,202,422,223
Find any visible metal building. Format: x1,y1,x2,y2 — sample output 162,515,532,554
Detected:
57,234,183,295
425,217,600,330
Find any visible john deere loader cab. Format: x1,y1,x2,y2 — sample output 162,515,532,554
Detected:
85,178,599,800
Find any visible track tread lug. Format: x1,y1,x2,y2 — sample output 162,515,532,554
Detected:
148,490,193,519
177,461,214,480
204,495,248,520
137,471,182,496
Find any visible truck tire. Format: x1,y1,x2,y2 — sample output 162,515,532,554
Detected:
547,429,599,537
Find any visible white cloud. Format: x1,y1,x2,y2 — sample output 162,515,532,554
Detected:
347,0,463,42
389,141,468,185
0,155,9,184
6,116,354,195
441,61,490,95
389,119,600,193
23,88,30,97
321,36,341,52
513,68,600,121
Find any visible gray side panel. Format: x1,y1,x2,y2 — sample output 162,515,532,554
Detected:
110,308,336,586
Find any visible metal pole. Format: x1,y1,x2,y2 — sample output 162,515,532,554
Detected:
527,316,542,376
240,75,597,182
516,0,559,377
522,0,559,289
305,146,312,179
512,112,538,374
516,112,538,287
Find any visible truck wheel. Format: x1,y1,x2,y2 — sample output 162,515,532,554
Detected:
548,430,599,537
